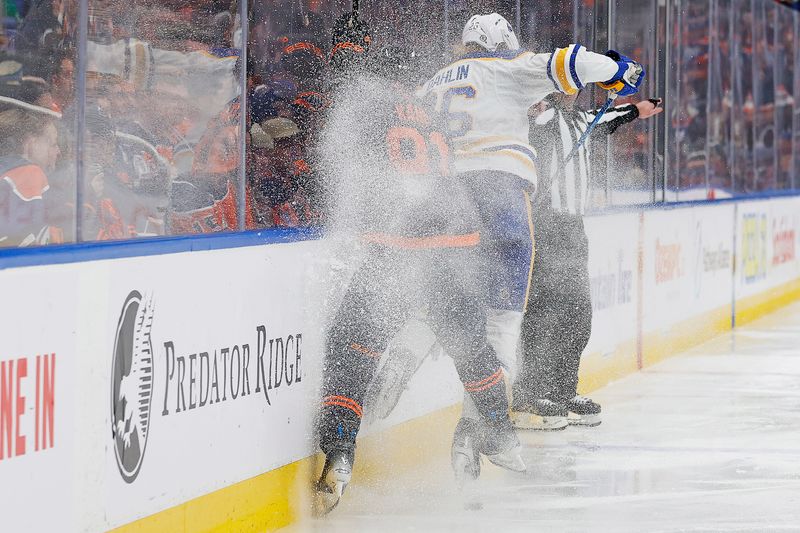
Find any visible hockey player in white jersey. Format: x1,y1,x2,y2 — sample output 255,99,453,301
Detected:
416,13,644,483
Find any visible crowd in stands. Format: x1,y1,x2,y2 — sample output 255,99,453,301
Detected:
1,0,799,248
671,0,798,194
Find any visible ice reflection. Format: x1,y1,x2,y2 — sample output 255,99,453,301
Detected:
293,302,800,532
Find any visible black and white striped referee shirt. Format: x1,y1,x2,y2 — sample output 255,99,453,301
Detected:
529,100,639,215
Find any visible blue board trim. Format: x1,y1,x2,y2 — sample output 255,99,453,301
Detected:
0,227,322,270
2,189,799,270
585,189,800,217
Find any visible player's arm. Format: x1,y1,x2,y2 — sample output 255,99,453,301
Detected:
518,45,644,99
583,97,663,135
547,45,644,96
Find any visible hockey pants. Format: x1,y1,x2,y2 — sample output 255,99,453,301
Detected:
458,171,535,421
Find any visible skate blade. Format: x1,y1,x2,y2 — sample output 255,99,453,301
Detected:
312,466,351,518
312,485,342,518
510,411,568,431
485,444,526,473
452,451,479,487
567,412,602,427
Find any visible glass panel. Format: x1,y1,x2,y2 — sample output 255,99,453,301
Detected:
607,0,657,205
1,0,78,247
247,1,347,230
705,0,734,195
247,1,454,229
775,3,794,190
729,0,754,194
794,9,800,189
83,0,242,240
521,0,574,51
677,0,710,199
751,0,774,191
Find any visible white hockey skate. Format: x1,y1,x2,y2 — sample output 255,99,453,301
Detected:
482,421,526,473
484,441,526,472
451,417,526,486
312,449,353,517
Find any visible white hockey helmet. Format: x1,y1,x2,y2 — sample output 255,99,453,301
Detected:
462,13,520,52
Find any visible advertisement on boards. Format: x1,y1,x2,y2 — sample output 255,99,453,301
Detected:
0,267,77,532
766,197,800,285
641,204,734,334
736,198,800,300
583,213,639,358
98,242,328,528
689,204,735,312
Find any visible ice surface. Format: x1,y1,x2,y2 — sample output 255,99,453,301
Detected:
292,302,800,532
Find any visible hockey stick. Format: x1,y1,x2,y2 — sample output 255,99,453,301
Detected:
560,90,618,167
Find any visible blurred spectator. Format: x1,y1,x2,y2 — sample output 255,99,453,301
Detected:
0,97,63,246
81,106,166,240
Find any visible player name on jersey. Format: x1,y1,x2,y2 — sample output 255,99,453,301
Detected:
423,64,471,91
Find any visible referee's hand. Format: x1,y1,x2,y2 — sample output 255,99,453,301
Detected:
636,98,664,119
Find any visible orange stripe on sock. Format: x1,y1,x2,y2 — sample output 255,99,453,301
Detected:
323,395,363,418
465,372,503,392
464,368,503,390
361,232,480,249
350,343,381,358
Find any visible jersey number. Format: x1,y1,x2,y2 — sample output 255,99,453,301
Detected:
442,86,476,139
386,127,450,176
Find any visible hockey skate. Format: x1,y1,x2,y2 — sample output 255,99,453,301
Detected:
565,395,602,427
482,419,526,473
451,418,481,488
510,399,569,431
312,448,354,517
451,417,526,488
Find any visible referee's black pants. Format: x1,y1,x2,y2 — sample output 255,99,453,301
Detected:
513,209,592,405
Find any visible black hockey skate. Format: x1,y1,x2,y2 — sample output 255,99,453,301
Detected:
312,447,354,517
565,395,602,427
510,399,569,431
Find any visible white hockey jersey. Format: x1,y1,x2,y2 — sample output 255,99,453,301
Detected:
416,45,619,187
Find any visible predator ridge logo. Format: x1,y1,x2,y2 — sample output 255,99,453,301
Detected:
111,290,155,484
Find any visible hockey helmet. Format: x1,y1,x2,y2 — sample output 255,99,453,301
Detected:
462,13,520,52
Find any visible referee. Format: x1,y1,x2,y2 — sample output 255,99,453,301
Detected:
511,93,663,430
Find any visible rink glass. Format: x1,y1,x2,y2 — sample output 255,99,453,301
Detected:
79,0,244,241
0,0,78,245
1,0,800,248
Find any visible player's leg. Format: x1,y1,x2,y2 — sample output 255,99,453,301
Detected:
460,171,535,374
364,313,438,422
551,216,600,426
427,247,526,484
511,209,570,430
512,212,597,429
315,250,410,514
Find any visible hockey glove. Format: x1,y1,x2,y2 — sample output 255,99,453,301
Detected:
597,50,645,97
